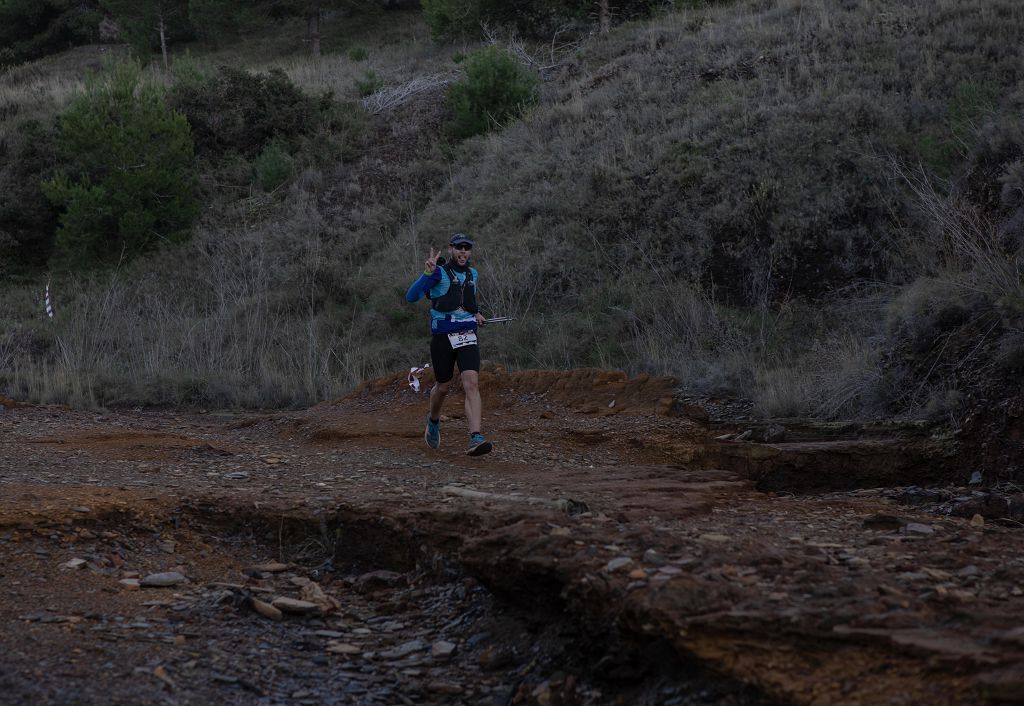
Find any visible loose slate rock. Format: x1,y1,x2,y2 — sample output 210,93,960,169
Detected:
642,549,667,566
247,562,289,574
141,572,187,588
326,642,361,655
379,639,426,660
251,598,283,621
432,640,457,660
60,558,87,570
904,522,935,535
606,557,633,572
271,597,320,615
300,582,340,615
354,570,405,593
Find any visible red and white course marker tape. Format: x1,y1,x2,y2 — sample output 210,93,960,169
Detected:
407,364,430,392
45,280,54,320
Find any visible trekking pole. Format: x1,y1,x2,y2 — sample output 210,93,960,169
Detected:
482,316,516,324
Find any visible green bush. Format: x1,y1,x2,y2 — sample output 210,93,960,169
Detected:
42,60,200,269
168,65,316,159
355,69,384,97
422,0,481,41
447,45,538,139
348,45,368,61
253,139,295,192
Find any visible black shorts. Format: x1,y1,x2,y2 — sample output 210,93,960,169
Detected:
430,332,480,384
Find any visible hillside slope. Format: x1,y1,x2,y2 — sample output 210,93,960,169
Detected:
1,0,1022,426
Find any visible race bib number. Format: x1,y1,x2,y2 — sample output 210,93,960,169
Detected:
448,330,478,349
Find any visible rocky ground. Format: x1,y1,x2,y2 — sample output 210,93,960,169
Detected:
1,367,1022,705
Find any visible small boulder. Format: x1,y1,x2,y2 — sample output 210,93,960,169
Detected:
140,572,187,588
432,640,457,661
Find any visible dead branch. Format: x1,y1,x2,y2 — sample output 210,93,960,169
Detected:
361,74,455,114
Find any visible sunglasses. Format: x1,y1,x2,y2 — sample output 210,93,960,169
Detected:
452,243,472,251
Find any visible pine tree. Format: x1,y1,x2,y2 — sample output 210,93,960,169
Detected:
99,0,188,69
42,60,199,269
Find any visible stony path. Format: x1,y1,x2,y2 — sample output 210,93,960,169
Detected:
0,369,1022,705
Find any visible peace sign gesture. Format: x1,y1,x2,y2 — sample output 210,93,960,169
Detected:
424,247,441,274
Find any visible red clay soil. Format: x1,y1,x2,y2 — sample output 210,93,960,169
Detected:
1,367,1022,705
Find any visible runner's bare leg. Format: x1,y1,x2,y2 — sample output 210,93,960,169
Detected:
461,370,482,433
429,381,450,420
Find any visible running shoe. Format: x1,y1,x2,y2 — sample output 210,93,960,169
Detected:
466,432,492,456
424,415,441,450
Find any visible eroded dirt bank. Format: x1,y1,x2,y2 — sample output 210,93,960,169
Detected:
1,368,1022,705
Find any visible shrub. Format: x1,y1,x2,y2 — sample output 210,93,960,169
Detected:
42,60,199,269
421,0,481,42
352,69,385,98
447,45,538,139
253,139,295,192
168,65,316,159
355,69,384,98
348,45,368,61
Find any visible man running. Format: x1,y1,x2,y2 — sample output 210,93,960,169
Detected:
405,233,492,456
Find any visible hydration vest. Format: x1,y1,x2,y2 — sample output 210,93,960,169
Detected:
430,264,478,314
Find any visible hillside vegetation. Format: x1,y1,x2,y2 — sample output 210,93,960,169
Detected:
1,0,1022,421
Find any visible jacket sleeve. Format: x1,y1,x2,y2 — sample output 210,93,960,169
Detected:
405,271,441,303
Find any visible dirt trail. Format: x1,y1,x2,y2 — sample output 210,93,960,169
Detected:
0,368,1022,705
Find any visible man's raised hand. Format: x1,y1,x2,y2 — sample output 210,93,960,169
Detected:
424,247,440,274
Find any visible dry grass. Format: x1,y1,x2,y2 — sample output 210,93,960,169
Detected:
3,0,1023,417
0,45,130,125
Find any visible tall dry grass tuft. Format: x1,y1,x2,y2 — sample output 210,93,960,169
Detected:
2,191,406,408
896,161,1024,314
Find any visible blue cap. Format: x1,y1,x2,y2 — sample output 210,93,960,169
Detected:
449,233,474,247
